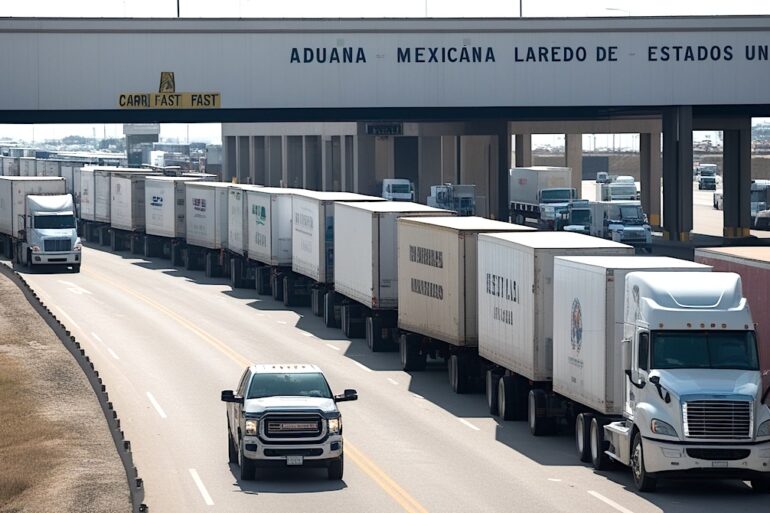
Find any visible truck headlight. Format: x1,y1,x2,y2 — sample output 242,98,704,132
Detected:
757,420,770,438
651,418,678,437
74,239,82,252
328,417,341,434
245,419,258,436
31,245,41,253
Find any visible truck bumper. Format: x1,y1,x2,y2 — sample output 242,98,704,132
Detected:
643,437,770,476
31,252,80,265
242,435,343,466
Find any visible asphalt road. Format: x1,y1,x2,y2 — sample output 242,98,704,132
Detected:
7,239,769,513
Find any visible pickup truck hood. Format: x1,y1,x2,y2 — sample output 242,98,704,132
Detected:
243,396,337,414
654,369,760,399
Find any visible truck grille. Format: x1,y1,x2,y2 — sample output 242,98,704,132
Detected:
683,400,752,439
262,414,324,440
44,239,71,252
686,448,750,461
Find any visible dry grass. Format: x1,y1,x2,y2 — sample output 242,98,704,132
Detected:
0,353,65,507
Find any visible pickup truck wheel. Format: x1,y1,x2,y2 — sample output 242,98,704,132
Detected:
590,418,612,472
228,426,238,464
238,438,256,481
630,432,657,491
327,454,344,480
575,413,593,463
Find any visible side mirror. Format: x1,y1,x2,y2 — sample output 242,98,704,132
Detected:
221,390,243,403
334,389,358,402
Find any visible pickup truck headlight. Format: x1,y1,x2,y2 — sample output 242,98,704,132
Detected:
245,419,258,436
757,420,770,438
328,417,341,434
651,418,678,437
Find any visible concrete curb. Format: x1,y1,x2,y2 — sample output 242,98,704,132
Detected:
0,263,149,513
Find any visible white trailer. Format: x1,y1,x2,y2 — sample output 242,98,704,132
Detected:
109,172,159,253
144,176,203,264
288,191,384,311
243,187,301,296
226,184,264,289
508,167,575,226
1,156,20,176
477,233,633,417
333,202,454,348
396,216,534,392
185,181,231,276
19,157,35,177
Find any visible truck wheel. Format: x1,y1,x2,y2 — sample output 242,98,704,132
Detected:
630,431,657,491
228,424,238,464
366,317,386,352
204,253,214,278
327,454,344,480
323,292,339,328
72,264,81,274
486,370,501,415
590,417,612,471
575,413,593,463
497,376,515,420
399,334,426,372
25,249,32,271
449,354,472,394
528,389,554,436
750,478,770,493
283,276,293,307
514,214,525,225
238,438,256,481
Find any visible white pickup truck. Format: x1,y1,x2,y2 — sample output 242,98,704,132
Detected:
221,364,357,481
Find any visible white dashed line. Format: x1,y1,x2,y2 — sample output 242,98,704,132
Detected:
55,306,82,332
106,348,120,360
325,343,340,351
276,320,288,325
302,332,315,338
189,468,214,506
587,491,634,513
146,392,167,419
353,361,373,372
547,478,562,482
91,332,103,343
412,393,424,400
387,378,399,385
457,418,481,431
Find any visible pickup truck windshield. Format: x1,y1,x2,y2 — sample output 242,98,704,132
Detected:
247,372,333,399
651,331,759,370
34,215,76,229
540,189,572,203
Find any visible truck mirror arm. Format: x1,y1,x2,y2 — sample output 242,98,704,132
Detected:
648,376,671,404
625,369,646,389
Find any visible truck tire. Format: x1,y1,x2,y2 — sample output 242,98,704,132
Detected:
271,274,284,302
590,417,612,471
399,333,426,371
204,253,214,278
238,438,256,481
449,354,472,394
72,264,81,274
575,413,593,463
324,292,340,328
497,376,515,420
228,424,238,464
366,317,387,352
514,213,525,225
528,389,555,436
327,454,344,480
283,276,293,307
630,431,657,491
25,248,32,271
486,370,501,415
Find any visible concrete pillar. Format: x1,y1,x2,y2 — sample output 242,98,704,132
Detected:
237,136,250,184
722,121,752,238
280,136,288,187
662,106,694,241
514,134,532,167
267,136,282,187
340,135,347,191
497,123,511,221
223,135,236,182
419,136,442,204
304,136,321,190
639,132,662,228
374,136,395,187
248,136,257,184
286,136,303,188
253,136,266,185
460,136,492,218
352,136,359,193
565,134,583,195
439,136,459,184
357,135,377,196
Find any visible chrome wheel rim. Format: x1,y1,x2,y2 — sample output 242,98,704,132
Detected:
528,393,536,430
576,416,585,454
631,440,643,482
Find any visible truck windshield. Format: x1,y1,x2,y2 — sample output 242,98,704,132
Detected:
390,184,412,194
610,185,637,197
699,167,716,176
34,215,76,229
247,372,332,399
751,190,765,202
651,331,759,370
540,189,572,202
571,209,591,225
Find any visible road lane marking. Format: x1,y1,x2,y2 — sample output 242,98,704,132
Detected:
106,348,120,360
411,393,424,400
457,418,480,431
55,306,83,332
547,478,562,482
83,268,428,513
276,320,288,325
91,332,103,343
146,392,167,419
587,491,634,513
354,361,373,372
326,343,340,351
57,280,92,295
302,332,315,338
387,378,399,385
188,468,214,506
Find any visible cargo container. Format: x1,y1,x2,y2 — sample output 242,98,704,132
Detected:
0,177,80,271
288,191,384,310
79,167,96,222
396,216,534,390
143,176,204,263
19,157,35,177
1,156,20,176
185,181,231,276
333,202,454,347
109,172,160,253
38,160,62,177
695,247,770,391
226,184,264,289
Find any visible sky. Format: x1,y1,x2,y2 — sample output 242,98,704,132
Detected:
2,0,769,148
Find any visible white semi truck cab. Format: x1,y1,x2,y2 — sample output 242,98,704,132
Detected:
21,195,82,271
381,178,415,201
603,272,770,492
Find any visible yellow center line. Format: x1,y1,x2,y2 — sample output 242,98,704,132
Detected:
83,268,429,513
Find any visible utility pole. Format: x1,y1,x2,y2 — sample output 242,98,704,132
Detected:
176,0,180,17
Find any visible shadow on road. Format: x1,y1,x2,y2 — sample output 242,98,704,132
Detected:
227,463,347,493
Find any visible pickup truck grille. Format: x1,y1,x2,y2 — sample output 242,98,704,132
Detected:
683,400,752,439
262,414,324,439
44,238,71,252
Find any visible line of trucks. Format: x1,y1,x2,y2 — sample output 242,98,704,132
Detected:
8,164,770,492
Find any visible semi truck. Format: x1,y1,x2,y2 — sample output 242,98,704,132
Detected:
396,216,533,392
0,176,81,272
426,184,476,216
508,167,576,227
332,201,454,348
185,181,232,277
381,178,415,201
595,179,639,202
589,200,652,251
79,166,143,246
226,184,265,289
109,171,160,254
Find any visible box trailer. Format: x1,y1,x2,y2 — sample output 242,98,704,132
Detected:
185,181,231,276
109,172,160,253
396,216,534,391
144,176,204,263
19,157,35,177
288,191,384,309
225,184,263,289
695,247,770,391
333,202,454,347
79,167,96,222
1,156,20,176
